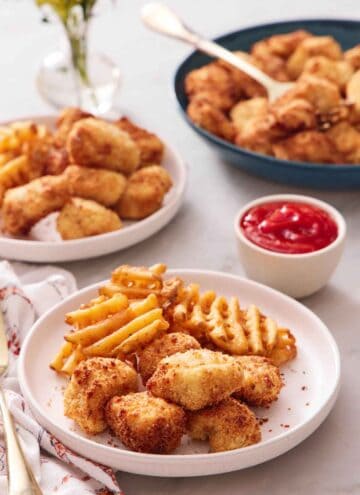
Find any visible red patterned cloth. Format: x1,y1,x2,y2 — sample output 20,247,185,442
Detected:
0,261,123,495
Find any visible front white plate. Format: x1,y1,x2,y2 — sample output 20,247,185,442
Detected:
0,116,187,262
18,270,340,477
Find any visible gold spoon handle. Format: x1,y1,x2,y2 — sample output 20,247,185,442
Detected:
0,388,43,495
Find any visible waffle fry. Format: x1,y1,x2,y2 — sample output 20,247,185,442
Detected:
0,155,41,204
99,263,167,299
169,284,296,365
0,121,49,154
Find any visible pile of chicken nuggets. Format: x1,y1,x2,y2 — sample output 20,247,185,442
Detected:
52,263,297,455
0,108,172,239
186,30,360,164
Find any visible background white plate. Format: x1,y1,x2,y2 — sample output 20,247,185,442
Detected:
18,270,340,477
0,116,187,263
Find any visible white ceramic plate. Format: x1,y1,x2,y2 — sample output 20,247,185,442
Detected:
0,116,187,263
18,270,340,477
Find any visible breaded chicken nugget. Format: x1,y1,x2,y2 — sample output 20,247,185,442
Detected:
326,121,360,163
57,198,122,240
187,398,261,452
273,130,342,163
286,35,342,79
63,165,127,207
54,107,92,147
106,392,186,454
28,139,69,176
2,174,69,235
187,97,235,141
345,45,360,70
64,357,138,435
233,356,283,407
302,56,354,91
117,165,172,220
116,117,164,167
67,118,140,174
138,332,201,384
147,349,243,411
251,30,311,59
230,97,269,135
271,98,316,132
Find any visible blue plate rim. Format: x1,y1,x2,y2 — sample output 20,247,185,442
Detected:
174,17,360,173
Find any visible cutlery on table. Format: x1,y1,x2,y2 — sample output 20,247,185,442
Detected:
141,2,293,101
0,311,43,495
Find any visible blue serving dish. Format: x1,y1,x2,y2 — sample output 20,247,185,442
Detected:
174,19,360,189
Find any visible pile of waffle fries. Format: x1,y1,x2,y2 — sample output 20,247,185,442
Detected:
51,264,296,375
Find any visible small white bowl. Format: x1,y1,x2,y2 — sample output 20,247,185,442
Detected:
234,194,346,299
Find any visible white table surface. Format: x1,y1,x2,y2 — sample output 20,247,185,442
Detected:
1,1,360,494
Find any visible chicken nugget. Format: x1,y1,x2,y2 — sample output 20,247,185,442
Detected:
345,45,360,70
187,398,261,452
106,392,186,454
286,35,342,79
271,98,316,132
230,97,269,134
54,107,93,147
63,165,127,207
273,130,341,163
251,30,311,59
233,356,283,407
2,174,69,235
116,117,164,167
57,198,122,240
67,118,140,174
187,97,235,141
138,332,201,384
302,56,354,91
326,121,360,163
234,114,280,156
64,357,138,435
117,165,172,220
147,349,243,411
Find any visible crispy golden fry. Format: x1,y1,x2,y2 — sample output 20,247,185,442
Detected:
273,130,342,163
49,341,74,372
54,107,92,147
0,151,17,168
107,263,165,297
326,121,360,163
106,392,186,453
271,98,316,132
230,97,269,134
67,118,140,174
233,356,283,406
345,45,360,70
2,174,69,235
187,97,235,142
83,307,167,357
0,155,42,205
57,198,122,240
251,30,311,59
65,293,128,329
116,165,172,220
64,357,138,434
112,318,169,355
147,349,243,410
303,56,354,90
61,345,86,375
138,332,201,383
168,285,296,365
187,398,261,452
63,165,127,207
286,35,342,79
268,328,297,366
0,121,49,154
116,117,165,167
65,294,160,349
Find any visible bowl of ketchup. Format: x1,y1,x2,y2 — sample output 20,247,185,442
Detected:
234,195,346,298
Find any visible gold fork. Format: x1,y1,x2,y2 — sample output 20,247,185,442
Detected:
0,311,43,495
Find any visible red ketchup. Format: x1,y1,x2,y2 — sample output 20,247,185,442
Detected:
240,201,338,254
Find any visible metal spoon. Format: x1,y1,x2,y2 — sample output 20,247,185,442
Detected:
141,2,293,102
0,311,43,495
